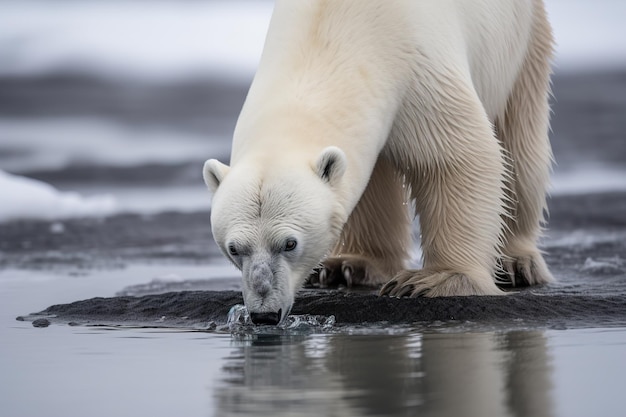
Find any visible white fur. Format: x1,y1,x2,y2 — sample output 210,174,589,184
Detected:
204,0,554,320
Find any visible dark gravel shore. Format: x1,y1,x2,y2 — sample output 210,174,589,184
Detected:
20,289,626,329
8,189,626,329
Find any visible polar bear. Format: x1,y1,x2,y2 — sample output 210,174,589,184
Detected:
204,0,554,324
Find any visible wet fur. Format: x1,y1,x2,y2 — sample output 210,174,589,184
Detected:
315,0,555,296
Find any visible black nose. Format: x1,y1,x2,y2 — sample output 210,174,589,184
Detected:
249,310,281,325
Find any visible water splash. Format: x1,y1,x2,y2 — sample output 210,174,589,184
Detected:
283,314,336,331
225,304,335,335
226,304,252,328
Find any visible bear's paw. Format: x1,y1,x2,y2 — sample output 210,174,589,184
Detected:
496,250,554,288
306,255,388,289
380,269,503,297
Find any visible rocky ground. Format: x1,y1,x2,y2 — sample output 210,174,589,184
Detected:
5,190,625,329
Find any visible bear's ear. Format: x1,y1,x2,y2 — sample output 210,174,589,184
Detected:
203,159,230,193
315,146,347,186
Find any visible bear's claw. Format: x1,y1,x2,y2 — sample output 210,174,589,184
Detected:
496,252,554,288
306,256,387,289
380,269,503,297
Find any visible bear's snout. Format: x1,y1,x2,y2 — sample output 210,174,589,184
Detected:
251,262,273,297
250,310,282,325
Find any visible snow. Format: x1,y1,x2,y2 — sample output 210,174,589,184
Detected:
0,170,117,222
0,169,218,222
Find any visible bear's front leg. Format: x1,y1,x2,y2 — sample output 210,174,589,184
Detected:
380,143,507,297
307,156,411,289
380,78,508,297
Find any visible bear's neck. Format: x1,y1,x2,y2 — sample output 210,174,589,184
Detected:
230,1,416,213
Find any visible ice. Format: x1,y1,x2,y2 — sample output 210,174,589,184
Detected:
544,230,626,251
0,169,117,222
1,170,214,219
582,256,625,275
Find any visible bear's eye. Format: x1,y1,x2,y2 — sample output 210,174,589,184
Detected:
284,239,297,252
228,243,239,256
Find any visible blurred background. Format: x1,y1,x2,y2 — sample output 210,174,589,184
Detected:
1,0,625,222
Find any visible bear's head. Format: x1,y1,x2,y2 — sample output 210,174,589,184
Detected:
203,146,348,325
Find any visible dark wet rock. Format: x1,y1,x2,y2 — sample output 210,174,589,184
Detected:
0,211,222,268
19,288,626,329
32,318,51,328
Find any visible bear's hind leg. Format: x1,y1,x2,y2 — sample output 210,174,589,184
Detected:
496,4,554,288
307,156,411,289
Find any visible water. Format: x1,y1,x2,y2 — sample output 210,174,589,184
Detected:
3,290,625,417
212,328,626,417
2,259,625,417
2,252,624,416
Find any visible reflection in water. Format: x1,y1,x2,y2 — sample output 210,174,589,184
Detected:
214,329,553,417
420,331,553,417
501,331,553,417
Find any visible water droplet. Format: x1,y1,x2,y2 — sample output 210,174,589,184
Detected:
226,304,251,330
